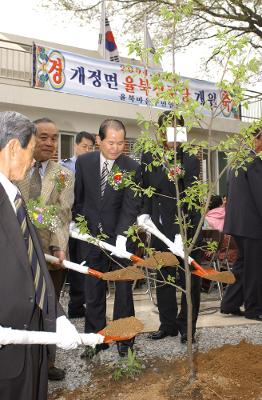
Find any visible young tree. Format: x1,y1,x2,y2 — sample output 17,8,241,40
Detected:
118,9,261,381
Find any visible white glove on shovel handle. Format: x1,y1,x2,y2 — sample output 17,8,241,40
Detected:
0,325,104,348
137,216,236,284
56,316,82,350
70,227,142,263
137,216,191,261
115,235,127,253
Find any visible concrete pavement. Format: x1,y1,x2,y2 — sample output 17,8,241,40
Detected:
106,287,261,332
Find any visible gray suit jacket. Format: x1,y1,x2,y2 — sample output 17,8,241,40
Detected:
17,160,74,269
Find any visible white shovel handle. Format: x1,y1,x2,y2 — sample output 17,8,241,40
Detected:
45,254,90,274
69,229,136,261
0,326,104,346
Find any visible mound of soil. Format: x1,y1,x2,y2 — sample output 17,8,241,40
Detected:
49,340,262,400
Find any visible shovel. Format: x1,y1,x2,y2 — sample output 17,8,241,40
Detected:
70,228,179,268
0,317,144,346
45,254,145,281
137,217,236,284
99,316,144,343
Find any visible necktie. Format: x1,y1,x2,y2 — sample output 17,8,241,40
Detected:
100,161,109,197
14,193,47,312
29,161,42,199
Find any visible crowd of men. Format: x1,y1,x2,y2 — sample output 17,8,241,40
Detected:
0,110,261,400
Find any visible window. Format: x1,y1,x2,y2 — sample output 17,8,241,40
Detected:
58,132,75,160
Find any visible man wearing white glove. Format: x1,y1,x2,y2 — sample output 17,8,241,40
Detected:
73,119,142,358
140,111,201,344
0,112,81,400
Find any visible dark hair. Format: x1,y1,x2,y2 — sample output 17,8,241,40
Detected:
0,111,36,150
75,131,95,145
209,195,223,210
158,111,184,128
33,117,55,125
98,119,126,141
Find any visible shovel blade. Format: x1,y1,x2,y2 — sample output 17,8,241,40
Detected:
99,316,144,343
102,266,145,281
192,269,236,284
135,251,179,268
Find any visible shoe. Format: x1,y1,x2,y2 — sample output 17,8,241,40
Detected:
221,308,244,316
48,366,65,381
80,343,109,359
148,329,178,340
245,314,262,321
117,342,133,358
180,333,196,344
68,308,85,318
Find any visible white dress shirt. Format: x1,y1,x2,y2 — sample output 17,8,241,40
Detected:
0,171,19,213
29,160,49,179
100,153,114,174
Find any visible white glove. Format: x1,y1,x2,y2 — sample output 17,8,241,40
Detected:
80,333,104,348
171,234,185,259
115,235,127,253
137,214,151,227
56,316,82,350
69,221,76,232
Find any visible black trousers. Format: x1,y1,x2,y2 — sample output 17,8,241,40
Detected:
84,246,135,334
221,236,262,317
156,264,201,335
0,307,47,400
151,234,201,335
68,238,85,314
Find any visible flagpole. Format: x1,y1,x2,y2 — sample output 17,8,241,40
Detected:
102,0,106,59
144,13,148,67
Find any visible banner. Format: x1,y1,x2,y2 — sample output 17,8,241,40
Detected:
33,44,239,119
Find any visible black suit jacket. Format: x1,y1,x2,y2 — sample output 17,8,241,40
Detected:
73,151,142,252
0,183,61,380
141,150,200,243
224,155,262,239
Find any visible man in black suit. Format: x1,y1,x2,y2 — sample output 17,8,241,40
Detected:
73,119,141,357
0,111,82,400
140,112,201,343
221,127,262,321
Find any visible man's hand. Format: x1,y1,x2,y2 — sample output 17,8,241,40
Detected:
168,234,185,259
52,250,66,269
56,316,82,350
109,235,128,258
137,214,151,227
115,235,127,253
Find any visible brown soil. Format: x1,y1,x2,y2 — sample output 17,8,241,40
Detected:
101,316,144,337
49,340,262,400
102,266,145,281
136,251,179,268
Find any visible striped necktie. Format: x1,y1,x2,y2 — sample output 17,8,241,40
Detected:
29,161,42,199
101,161,109,197
14,193,47,312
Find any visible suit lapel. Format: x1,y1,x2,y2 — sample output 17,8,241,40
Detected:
16,173,30,202
92,153,103,207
